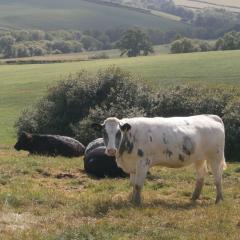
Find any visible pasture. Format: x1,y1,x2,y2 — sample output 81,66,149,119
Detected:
0,150,239,239
0,50,240,239
0,0,188,31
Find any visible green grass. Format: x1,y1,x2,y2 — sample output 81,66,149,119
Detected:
0,149,239,239
1,50,240,144
0,0,189,31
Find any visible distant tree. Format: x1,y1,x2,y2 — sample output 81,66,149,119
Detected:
116,29,153,57
80,35,103,51
170,37,212,53
0,35,15,57
171,38,194,53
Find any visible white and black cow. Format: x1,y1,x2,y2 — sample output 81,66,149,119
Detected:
92,115,226,205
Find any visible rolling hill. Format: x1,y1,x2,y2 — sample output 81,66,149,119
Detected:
0,0,189,31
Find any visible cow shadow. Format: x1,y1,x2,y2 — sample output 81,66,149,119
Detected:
142,198,209,210
90,195,211,217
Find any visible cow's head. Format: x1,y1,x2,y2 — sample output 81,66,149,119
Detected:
14,132,33,151
92,117,131,156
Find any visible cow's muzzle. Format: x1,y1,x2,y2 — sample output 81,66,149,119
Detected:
105,148,117,157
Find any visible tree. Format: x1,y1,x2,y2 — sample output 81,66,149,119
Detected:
0,35,15,57
116,29,153,57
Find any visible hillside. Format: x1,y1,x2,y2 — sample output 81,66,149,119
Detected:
0,50,240,144
0,0,189,31
173,0,240,12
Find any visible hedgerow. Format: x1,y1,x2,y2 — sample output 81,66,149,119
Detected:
15,66,240,161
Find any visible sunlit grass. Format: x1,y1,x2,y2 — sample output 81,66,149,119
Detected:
0,149,239,239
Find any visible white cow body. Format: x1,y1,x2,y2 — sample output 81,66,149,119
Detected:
116,115,225,173
93,114,226,205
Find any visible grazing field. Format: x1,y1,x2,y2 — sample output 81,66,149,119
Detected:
173,0,240,12
0,48,240,239
0,50,240,144
0,149,239,239
0,0,189,31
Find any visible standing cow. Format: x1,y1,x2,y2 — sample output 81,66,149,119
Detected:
92,115,226,205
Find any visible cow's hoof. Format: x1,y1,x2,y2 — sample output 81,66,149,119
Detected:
215,196,223,204
131,196,141,206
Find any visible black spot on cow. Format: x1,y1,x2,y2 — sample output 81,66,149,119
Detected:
127,140,134,154
182,136,195,156
178,154,185,162
84,139,127,178
145,159,151,166
149,136,152,142
164,149,173,158
163,134,168,144
14,132,85,157
119,135,134,155
137,149,144,157
102,128,109,146
184,120,190,126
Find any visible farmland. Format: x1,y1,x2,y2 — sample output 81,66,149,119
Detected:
0,50,240,239
0,0,188,31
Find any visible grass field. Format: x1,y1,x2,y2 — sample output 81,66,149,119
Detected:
173,0,240,12
0,50,240,145
0,150,239,239
0,0,189,31
0,47,240,239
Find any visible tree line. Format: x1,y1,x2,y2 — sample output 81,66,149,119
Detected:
0,28,180,58
171,31,240,53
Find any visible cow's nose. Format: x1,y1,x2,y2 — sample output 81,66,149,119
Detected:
106,148,117,156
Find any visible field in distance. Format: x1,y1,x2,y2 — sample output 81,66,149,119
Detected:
173,0,240,12
0,45,171,64
0,0,188,31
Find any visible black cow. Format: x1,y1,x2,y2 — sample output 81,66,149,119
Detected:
84,138,127,178
14,132,85,157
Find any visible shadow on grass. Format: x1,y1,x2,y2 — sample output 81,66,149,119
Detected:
79,193,211,217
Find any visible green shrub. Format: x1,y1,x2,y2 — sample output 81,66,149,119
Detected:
15,66,151,145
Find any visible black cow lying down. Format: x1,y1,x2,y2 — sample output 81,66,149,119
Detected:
14,132,85,157
84,138,127,178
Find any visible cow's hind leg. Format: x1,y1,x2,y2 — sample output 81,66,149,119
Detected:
192,160,207,201
210,159,224,204
132,159,149,206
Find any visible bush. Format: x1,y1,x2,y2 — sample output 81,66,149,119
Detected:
15,66,152,145
171,38,212,54
15,68,240,161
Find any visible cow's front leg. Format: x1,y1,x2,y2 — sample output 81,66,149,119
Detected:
132,159,149,206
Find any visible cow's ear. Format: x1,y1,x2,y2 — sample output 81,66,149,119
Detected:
120,123,131,132
91,123,103,131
